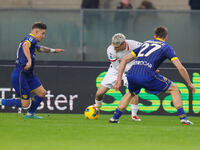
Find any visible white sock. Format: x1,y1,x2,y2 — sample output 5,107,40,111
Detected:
95,99,103,108
26,112,34,116
131,104,138,116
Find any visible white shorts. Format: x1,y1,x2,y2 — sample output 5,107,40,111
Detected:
101,67,128,89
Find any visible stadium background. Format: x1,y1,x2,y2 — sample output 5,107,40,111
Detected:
0,0,200,116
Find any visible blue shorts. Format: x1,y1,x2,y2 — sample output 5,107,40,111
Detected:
11,68,42,100
127,73,172,95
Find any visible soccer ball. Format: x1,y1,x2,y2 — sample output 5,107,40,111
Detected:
84,105,100,120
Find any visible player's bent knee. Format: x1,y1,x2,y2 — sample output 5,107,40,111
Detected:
131,96,139,104
170,83,179,92
96,91,104,99
167,82,178,94
42,89,47,96
38,89,47,98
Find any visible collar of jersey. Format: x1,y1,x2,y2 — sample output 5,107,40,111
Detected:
29,33,36,38
126,43,129,51
155,38,165,42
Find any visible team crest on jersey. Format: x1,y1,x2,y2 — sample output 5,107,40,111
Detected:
163,77,167,81
22,94,28,99
109,54,114,60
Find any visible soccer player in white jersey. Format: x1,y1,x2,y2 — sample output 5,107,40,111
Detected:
94,33,143,121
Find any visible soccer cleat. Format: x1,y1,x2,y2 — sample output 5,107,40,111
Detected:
180,119,194,125
95,100,103,108
132,116,142,121
94,104,102,108
25,114,43,119
109,118,119,123
91,104,100,111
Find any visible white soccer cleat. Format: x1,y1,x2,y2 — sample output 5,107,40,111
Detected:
89,105,101,114
91,104,100,111
109,118,119,123
132,115,142,121
94,104,102,109
180,119,194,125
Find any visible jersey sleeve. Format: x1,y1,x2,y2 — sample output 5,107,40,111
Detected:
24,36,36,48
164,46,178,61
107,46,120,70
107,47,118,62
131,47,141,58
35,44,41,51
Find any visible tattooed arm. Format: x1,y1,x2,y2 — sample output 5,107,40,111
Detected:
39,46,64,53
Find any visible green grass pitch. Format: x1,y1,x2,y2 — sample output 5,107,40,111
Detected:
0,113,200,150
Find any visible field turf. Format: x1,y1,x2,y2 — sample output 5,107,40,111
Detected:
0,113,199,150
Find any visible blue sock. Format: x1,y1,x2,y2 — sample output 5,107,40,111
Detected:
1,98,21,107
113,108,123,120
177,107,187,120
28,95,43,114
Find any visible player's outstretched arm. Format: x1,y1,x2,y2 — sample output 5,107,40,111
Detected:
172,58,195,93
39,46,64,53
114,53,135,91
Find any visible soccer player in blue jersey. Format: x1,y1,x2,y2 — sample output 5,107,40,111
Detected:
0,22,64,119
109,26,196,125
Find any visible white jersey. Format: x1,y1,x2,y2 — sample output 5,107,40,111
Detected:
107,40,142,72
101,39,142,89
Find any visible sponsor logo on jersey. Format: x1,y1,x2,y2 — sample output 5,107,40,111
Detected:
109,54,114,60
132,60,152,68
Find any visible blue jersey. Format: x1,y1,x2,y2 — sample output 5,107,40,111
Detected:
12,33,42,100
126,38,177,95
129,38,177,78
16,33,40,73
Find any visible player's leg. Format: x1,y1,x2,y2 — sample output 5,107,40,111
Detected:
95,68,117,108
123,74,141,121
109,91,135,123
109,73,141,123
0,68,31,109
0,97,31,108
24,74,46,119
95,85,110,108
0,98,22,107
166,82,193,125
25,85,46,119
130,95,141,121
123,73,141,121
147,74,193,125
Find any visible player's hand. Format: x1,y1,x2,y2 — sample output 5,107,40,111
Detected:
113,79,122,91
55,49,64,53
24,61,31,70
187,83,196,93
155,69,160,73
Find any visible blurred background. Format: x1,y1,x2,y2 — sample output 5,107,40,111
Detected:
0,0,199,62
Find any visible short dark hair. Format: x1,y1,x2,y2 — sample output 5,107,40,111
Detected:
32,22,47,30
141,1,155,9
154,26,168,39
